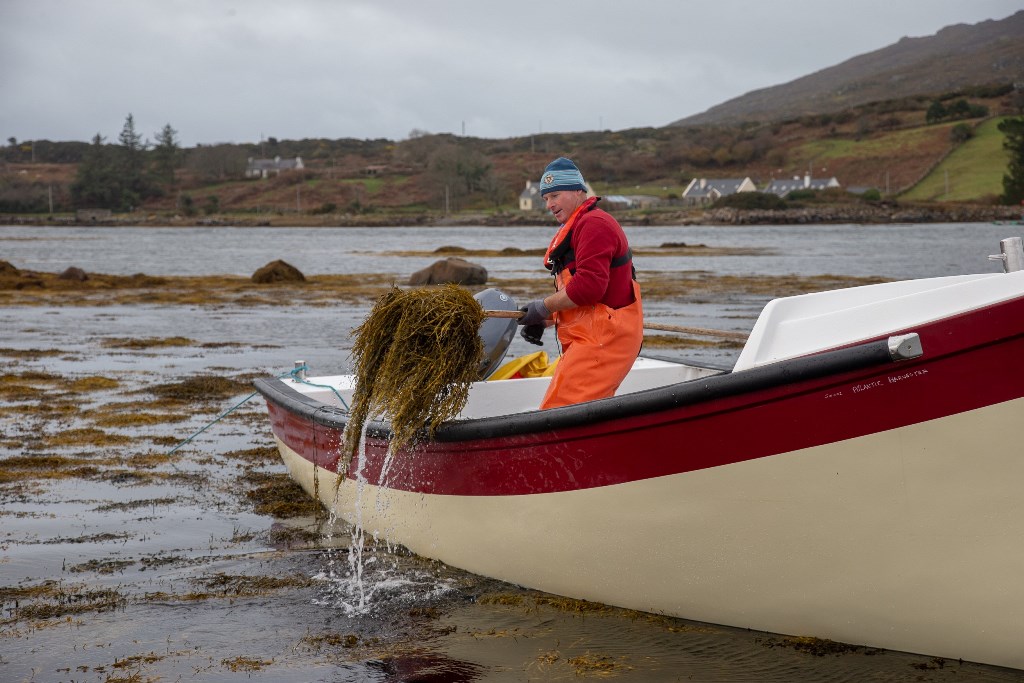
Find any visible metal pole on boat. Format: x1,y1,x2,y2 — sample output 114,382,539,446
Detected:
294,360,307,380
988,237,1024,273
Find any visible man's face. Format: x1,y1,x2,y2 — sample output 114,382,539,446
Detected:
544,190,586,224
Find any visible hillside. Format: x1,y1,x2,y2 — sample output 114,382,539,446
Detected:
1,99,1017,223
902,117,1011,202
674,11,1024,127
3,10,1023,222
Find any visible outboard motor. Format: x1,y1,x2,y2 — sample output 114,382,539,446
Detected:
474,288,518,379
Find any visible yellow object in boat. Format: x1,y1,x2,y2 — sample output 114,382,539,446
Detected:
488,351,559,380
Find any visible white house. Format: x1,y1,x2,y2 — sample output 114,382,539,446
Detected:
681,177,757,205
519,179,596,211
764,173,841,197
246,156,305,179
519,180,544,211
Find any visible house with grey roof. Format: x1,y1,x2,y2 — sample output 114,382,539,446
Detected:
764,173,840,197
681,177,757,205
519,179,597,211
246,156,305,179
519,180,544,211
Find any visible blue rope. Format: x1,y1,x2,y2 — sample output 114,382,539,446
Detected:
292,376,350,411
168,390,259,455
167,364,348,456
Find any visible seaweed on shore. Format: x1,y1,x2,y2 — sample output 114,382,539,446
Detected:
243,471,323,518
149,375,253,402
0,581,127,624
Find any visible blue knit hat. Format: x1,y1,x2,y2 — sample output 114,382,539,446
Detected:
539,157,586,196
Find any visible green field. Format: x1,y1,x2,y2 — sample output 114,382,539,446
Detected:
902,117,1010,202
799,126,948,162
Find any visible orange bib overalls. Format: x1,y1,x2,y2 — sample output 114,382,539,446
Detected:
539,203,643,410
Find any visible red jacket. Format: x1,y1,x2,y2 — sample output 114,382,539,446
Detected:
548,198,635,309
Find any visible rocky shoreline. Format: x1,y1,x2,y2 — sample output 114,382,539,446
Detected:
1,202,1021,229
689,203,1024,226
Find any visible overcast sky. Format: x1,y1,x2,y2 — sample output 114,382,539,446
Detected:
1,0,1021,147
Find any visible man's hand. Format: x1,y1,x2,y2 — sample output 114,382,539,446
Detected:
518,300,550,327
521,324,545,346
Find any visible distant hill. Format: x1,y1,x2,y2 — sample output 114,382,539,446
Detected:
6,10,1024,218
673,11,1024,127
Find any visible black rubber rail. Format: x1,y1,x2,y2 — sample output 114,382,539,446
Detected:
254,336,907,444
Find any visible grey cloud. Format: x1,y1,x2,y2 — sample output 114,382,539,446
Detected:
1,0,1020,145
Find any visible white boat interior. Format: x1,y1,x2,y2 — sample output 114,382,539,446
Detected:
281,356,715,419
734,271,1024,370
280,269,1024,420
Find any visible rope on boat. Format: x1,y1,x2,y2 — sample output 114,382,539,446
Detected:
167,389,260,455
292,376,351,411
167,364,349,456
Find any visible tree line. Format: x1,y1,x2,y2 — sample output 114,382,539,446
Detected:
3,88,1024,213
70,114,180,211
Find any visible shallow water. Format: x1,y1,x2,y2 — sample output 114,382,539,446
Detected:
2,222,1024,682
0,221,1015,279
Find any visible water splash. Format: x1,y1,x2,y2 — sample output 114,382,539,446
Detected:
342,426,370,612
313,546,460,618
316,428,450,617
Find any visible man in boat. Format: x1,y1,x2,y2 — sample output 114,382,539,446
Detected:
517,157,644,409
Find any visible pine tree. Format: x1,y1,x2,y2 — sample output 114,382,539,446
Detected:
152,123,180,189
71,134,119,209
116,113,149,209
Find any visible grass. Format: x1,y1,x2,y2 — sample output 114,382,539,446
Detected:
787,123,961,194
902,117,1011,201
797,125,951,162
596,181,680,197
338,176,386,193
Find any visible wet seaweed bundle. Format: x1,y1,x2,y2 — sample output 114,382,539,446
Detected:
344,284,485,458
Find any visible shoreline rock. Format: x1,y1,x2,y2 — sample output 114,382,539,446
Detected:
695,204,1023,226
1,202,1020,229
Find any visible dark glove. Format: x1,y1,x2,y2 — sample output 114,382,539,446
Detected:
521,324,545,346
518,300,550,327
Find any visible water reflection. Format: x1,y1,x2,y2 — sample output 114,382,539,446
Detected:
371,652,484,683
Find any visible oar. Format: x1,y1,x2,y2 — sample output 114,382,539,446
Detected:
642,322,747,342
483,310,747,342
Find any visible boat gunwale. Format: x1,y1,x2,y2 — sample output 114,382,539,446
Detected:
253,336,898,443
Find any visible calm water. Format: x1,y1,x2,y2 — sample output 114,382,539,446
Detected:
2,221,1024,682
2,221,1016,370
0,221,1016,280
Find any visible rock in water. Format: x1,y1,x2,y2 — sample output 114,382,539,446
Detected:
58,266,89,282
251,260,306,283
408,257,487,286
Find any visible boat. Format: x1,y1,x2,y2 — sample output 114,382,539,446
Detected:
254,237,1024,670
